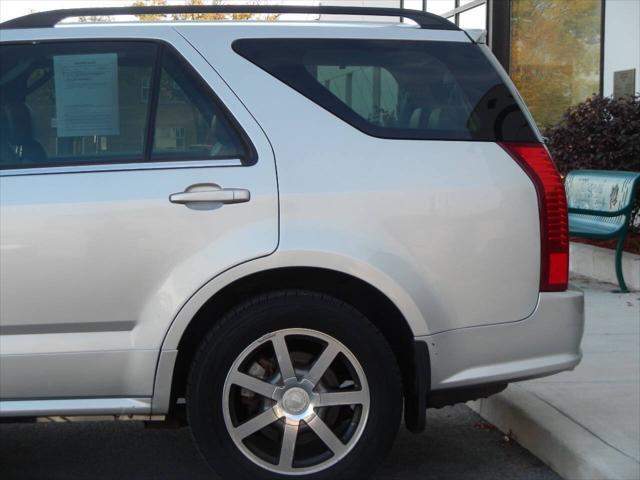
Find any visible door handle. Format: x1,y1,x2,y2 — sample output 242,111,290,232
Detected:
169,187,250,205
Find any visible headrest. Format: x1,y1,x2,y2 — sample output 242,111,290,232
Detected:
428,107,469,131
1,103,35,145
409,108,428,129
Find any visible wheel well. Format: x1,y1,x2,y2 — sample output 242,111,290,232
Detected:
170,267,418,409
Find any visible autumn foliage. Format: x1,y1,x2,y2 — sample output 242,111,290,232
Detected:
131,0,279,21
510,0,602,129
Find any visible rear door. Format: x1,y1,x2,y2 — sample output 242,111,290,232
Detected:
0,35,278,401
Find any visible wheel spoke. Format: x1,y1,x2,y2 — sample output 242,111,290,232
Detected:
229,371,278,400
272,333,297,381
234,408,279,440
317,390,367,407
224,328,371,473
307,416,347,457
278,421,299,469
305,343,340,386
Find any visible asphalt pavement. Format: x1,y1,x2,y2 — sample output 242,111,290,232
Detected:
0,405,560,480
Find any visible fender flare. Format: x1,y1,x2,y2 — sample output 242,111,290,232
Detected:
151,250,430,414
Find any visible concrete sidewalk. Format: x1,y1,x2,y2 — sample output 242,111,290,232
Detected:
470,276,640,480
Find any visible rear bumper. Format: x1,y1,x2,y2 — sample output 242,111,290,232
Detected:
418,287,584,391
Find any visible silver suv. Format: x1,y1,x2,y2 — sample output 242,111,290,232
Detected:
0,5,584,479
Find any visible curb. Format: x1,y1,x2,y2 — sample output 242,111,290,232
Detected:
570,242,640,292
468,385,640,480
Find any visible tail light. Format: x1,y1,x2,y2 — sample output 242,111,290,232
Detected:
500,143,569,291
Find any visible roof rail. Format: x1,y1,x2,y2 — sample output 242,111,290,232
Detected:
0,5,459,31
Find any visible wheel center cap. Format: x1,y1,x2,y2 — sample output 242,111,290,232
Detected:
282,387,310,415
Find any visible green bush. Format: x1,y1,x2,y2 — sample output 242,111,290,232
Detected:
543,94,640,232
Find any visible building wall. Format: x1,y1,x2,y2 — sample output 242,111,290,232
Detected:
603,0,640,96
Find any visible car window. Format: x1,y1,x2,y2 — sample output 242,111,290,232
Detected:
316,65,400,129
152,49,248,160
0,42,250,169
0,42,157,168
233,39,537,142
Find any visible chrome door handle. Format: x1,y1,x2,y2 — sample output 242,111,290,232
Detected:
169,188,250,205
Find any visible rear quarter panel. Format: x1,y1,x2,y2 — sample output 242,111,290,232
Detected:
180,25,541,335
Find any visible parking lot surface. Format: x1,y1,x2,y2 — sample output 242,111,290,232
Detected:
0,405,560,480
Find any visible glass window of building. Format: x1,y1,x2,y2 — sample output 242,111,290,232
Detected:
425,0,456,16
458,3,486,29
510,0,602,128
403,0,424,10
423,0,486,30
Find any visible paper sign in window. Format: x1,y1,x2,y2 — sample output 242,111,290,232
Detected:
54,53,120,138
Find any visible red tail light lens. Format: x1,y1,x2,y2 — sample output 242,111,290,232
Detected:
500,143,569,291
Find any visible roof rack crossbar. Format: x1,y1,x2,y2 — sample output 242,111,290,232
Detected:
0,5,459,31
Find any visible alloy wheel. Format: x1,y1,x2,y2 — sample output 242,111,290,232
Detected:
222,328,370,475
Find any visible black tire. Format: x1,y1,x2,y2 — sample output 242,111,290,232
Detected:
187,290,403,480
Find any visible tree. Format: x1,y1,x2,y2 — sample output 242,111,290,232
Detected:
78,15,112,23
510,0,602,129
131,0,279,22
131,0,168,21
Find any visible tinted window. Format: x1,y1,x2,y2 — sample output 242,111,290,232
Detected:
233,39,537,142
152,49,248,160
0,42,156,168
0,42,251,169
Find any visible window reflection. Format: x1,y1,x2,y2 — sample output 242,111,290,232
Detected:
510,0,602,128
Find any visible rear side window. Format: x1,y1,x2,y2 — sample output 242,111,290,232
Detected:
0,42,250,169
233,39,537,142
152,49,247,160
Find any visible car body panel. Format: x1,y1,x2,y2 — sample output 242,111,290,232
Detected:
0,22,583,415
0,27,278,399
180,24,542,333
423,288,584,389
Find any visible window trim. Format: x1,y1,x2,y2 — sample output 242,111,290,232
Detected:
0,158,244,177
143,42,164,163
0,38,257,172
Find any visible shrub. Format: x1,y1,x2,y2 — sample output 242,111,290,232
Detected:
543,94,640,233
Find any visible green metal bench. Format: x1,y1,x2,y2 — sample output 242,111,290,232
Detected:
565,170,640,292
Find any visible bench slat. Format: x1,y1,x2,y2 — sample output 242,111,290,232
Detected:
565,170,639,214
569,214,625,239
568,206,628,217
